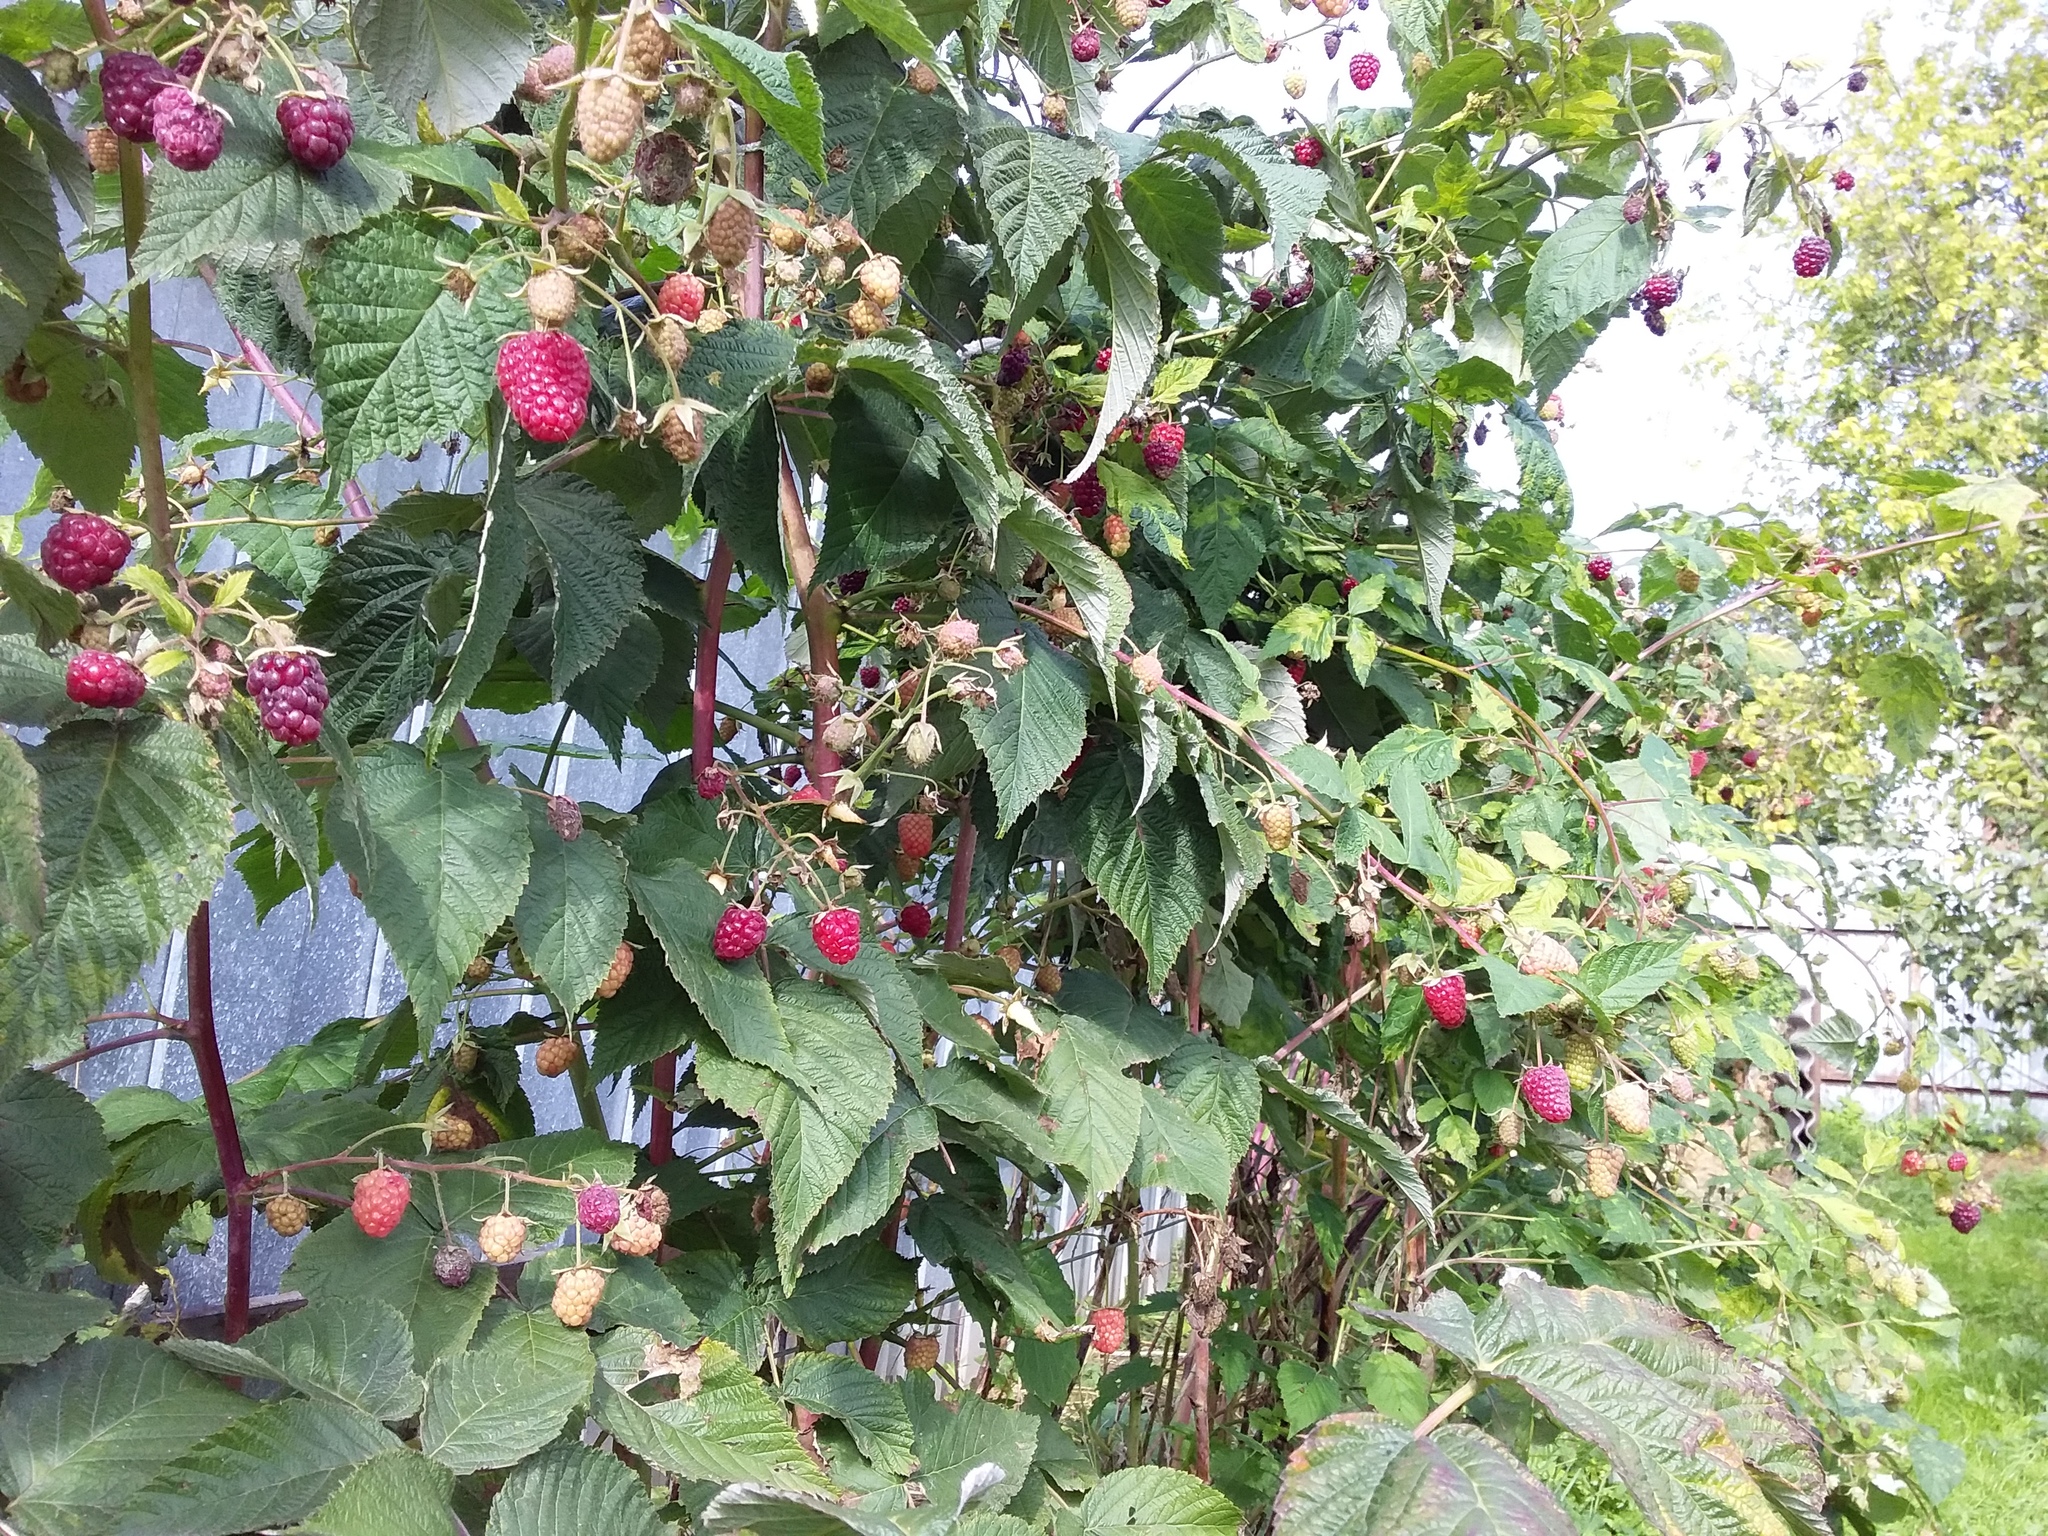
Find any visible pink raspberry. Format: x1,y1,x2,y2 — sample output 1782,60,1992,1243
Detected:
1739,747,1761,768
40,511,133,590
1142,422,1185,477
859,662,881,688
1586,555,1613,582
276,93,354,173
657,271,706,321
150,87,224,172
1949,1200,1981,1234
1688,749,1708,778
497,330,591,442
351,1168,411,1239
892,594,917,616
1071,466,1106,516
1348,53,1380,89
1070,26,1100,61
1638,272,1681,309
1520,1063,1573,1124
66,650,146,709
100,51,173,141
696,765,728,798
1292,137,1325,168
1422,974,1466,1027
1792,235,1831,278
247,650,329,746
899,901,933,940
713,904,767,961
1095,345,1112,372
1947,1150,1969,1172
577,1182,621,1234
1831,168,1855,191
1900,1149,1925,1176
812,906,861,965
1339,575,1358,596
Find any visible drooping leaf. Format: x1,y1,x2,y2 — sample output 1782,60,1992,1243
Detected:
1274,1413,1577,1536
671,20,826,176
906,1386,1041,1514
1257,1060,1433,1219
516,475,646,692
1041,1013,1144,1203
512,801,629,1013
0,1288,111,1367
0,323,135,514
481,1440,667,1536
308,215,519,475
593,1339,826,1489
0,125,61,374
1858,651,1946,764
353,0,536,136
840,336,1003,520
0,721,231,1078
213,700,323,911
1122,159,1226,296
0,1071,108,1283
1156,125,1327,265
1073,190,1160,480
963,628,1088,835
968,99,1103,316
1064,754,1218,991
1000,484,1135,653
1522,197,1654,342
420,1310,594,1475
780,1351,916,1475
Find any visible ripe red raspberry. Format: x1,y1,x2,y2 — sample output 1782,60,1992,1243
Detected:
1142,422,1185,477
496,329,591,442
1739,747,1761,769
1947,1150,1969,1172
577,1182,622,1235
996,344,1031,387
1586,555,1613,582
1070,26,1101,61
1281,656,1307,684
1831,168,1855,191
247,649,329,746
1792,235,1831,278
899,901,933,940
856,662,881,690
892,594,918,617
40,511,132,590
1422,974,1466,1027
837,569,868,596
1072,466,1106,516
713,904,768,961
1688,749,1708,778
101,51,172,141
903,1333,941,1372
657,271,707,321
899,813,934,860
1900,1149,1925,1175
66,650,146,709
1704,150,1722,173
1095,345,1113,372
1291,137,1325,168
696,765,728,798
1248,286,1274,311
150,87,224,172
1339,575,1358,596
1638,272,1681,310
1949,1199,1981,1234
1348,53,1380,89
1089,1306,1126,1354
813,906,861,965
276,93,353,172
351,1167,411,1239
1520,1063,1573,1124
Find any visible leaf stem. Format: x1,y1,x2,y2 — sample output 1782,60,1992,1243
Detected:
184,903,254,1341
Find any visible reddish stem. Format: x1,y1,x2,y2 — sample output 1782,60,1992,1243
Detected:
650,1050,676,1166
185,904,253,1342
40,1027,185,1074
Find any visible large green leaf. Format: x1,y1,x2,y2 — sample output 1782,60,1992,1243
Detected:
162,1300,423,1423
773,1240,920,1345
703,1485,911,1536
0,1071,107,1283
840,336,1003,520
1181,478,1264,629
516,476,646,692
299,520,475,739
482,1440,667,1536
804,1083,937,1254
1074,190,1160,480
1273,1413,1576,1536
353,0,536,136
1571,939,1686,1017
290,1449,454,1536
781,1351,916,1475
906,1388,1040,1513
1080,1467,1242,1536
512,801,628,1013
593,1339,825,1489
0,1339,254,1536
213,700,323,911
0,721,231,1078
1065,754,1218,990
308,215,520,475
1122,160,1226,296
820,383,963,579
1157,125,1326,265
963,628,1088,835
999,485,1134,653
117,1397,396,1536
0,1288,111,1367
671,20,826,176
1858,651,1946,764
420,1310,594,1475
0,323,135,513
284,1208,496,1378
328,743,532,1030
1131,1083,1232,1202
133,80,409,277
906,1193,1071,1335
1041,1014,1143,1203
968,100,1102,316
0,125,60,375
1522,197,1654,343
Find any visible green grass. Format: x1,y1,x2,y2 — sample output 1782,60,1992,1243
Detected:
1896,1161,2048,1534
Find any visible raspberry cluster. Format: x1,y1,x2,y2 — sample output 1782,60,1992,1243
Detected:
101,51,172,141
248,650,329,746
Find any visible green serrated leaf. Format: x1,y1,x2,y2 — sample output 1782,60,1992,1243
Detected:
289,1449,454,1536
840,335,1002,521
672,20,826,176
1001,482,1134,652
512,800,628,1012
1082,1466,1241,1536
121,1396,397,1536
481,1440,666,1536
1523,197,1653,342
907,1387,1040,1513
163,1300,423,1423
309,215,520,476
593,1339,826,1489
1157,125,1326,267
420,1310,593,1475
1042,1013,1143,1202
968,99,1103,316
1275,1413,1576,1536
354,0,535,137
1074,190,1159,480
516,475,646,691
0,1288,111,1368
0,323,135,514
1122,159,1225,296
781,1352,916,1475
964,628,1087,835
0,729,44,939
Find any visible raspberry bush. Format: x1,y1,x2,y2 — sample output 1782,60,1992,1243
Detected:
0,2,1969,1533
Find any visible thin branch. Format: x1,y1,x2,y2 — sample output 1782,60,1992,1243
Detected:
40,1027,186,1074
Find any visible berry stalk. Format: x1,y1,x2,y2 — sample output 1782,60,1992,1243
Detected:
184,903,255,1341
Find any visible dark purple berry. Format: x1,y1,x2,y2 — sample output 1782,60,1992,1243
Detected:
247,650,329,746
276,93,354,173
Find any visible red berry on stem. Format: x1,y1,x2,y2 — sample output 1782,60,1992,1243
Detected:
1949,1199,1981,1234
1900,1149,1924,1176
1688,749,1708,779
40,511,132,590
1070,26,1101,61
1947,1150,1968,1172
1142,422,1185,477
248,650,329,746
1520,1063,1573,1123
657,271,707,321
351,1167,411,1238
696,765,728,799
1586,555,1613,582
1072,466,1106,516
65,650,146,709
1248,286,1274,311
1089,1306,1127,1353
813,906,861,965
1095,345,1113,372
1792,235,1831,278
577,1182,622,1235
1348,53,1380,89
899,901,933,940
276,93,354,172
1831,168,1855,191
101,51,172,141
1740,747,1761,769
1292,137,1325,167
1422,974,1466,1027
1638,272,1681,310
713,904,768,961
899,813,934,860
150,87,224,171
497,330,592,442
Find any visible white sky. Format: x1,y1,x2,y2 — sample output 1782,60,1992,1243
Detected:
1104,0,1947,536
